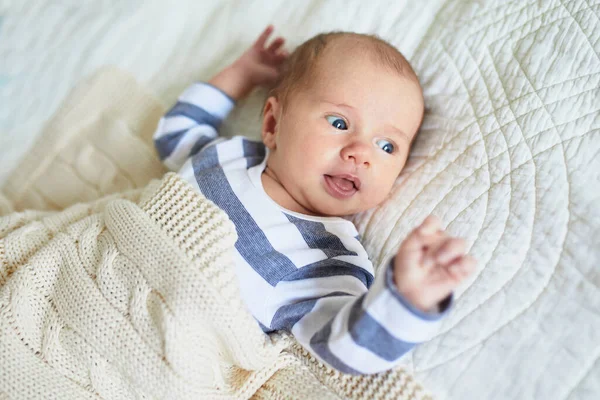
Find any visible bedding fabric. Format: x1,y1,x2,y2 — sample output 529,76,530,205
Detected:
1,0,599,399
351,0,600,399
0,172,432,400
0,0,447,186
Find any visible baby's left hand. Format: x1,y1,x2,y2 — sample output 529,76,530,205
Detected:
392,215,477,313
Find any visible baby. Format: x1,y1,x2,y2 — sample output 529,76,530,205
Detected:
154,26,476,375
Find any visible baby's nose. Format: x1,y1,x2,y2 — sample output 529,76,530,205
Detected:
341,142,371,168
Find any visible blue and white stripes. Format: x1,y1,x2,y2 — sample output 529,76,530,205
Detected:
154,83,235,172
153,82,452,375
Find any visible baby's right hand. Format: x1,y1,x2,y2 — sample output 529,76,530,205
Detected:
392,215,477,313
232,25,288,88
208,26,287,101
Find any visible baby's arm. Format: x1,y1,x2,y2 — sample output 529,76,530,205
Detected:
268,257,450,375
268,216,476,375
153,83,234,171
153,26,286,171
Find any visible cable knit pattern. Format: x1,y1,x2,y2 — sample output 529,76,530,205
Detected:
0,173,431,400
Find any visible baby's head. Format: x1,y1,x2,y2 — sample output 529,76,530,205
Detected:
261,32,424,217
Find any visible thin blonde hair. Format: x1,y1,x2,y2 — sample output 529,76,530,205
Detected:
267,31,422,107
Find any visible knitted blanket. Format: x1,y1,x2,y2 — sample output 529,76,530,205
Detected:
0,172,430,399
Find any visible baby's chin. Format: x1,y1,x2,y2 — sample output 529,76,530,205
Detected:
309,198,372,218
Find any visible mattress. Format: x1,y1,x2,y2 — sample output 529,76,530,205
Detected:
1,0,599,399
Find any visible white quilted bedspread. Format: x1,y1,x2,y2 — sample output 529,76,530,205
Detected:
1,0,599,399
352,1,600,399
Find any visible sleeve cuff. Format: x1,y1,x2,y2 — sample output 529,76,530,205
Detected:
360,257,452,343
177,82,235,121
384,257,453,321
202,82,237,104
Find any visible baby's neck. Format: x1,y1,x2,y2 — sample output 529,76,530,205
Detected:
261,167,319,216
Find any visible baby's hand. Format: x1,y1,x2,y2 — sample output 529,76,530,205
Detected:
209,26,287,101
232,25,288,88
393,215,477,313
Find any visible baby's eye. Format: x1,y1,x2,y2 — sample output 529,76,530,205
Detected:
326,115,348,130
376,139,395,154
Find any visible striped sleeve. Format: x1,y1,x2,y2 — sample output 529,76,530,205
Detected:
268,257,452,375
153,82,235,171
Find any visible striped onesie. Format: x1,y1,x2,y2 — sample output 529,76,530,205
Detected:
153,82,452,375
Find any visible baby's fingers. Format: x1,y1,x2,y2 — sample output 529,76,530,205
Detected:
418,215,442,236
254,25,275,49
267,37,285,54
434,237,466,265
399,216,444,267
404,215,442,250
273,49,288,64
447,255,477,280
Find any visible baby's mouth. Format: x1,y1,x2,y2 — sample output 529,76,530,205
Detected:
323,175,359,199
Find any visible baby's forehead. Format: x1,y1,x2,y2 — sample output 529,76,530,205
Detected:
292,58,422,109
311,54,417,94
314,36,377,66
312,37,417,84
271,32,423,119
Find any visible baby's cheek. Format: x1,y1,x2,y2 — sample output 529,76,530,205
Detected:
359,188,386,211
373,181,396,206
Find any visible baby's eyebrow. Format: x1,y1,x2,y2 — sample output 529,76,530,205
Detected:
320,100,410,142
387,126,411,143
320,100,356,115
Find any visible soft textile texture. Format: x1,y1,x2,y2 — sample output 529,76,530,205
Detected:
0,0,447,186
350,1,600,399
0,172,431,400
1,0,599,398
0,65,167,212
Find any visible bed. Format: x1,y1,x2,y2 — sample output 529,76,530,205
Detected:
1,0,598,399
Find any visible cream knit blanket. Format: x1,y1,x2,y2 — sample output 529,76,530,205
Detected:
0,171,430,399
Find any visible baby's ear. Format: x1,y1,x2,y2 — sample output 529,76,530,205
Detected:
261,96,281,150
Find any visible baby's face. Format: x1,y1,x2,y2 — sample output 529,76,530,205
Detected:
264,53,424,217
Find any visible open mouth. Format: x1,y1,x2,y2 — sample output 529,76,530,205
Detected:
323,175,359,199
